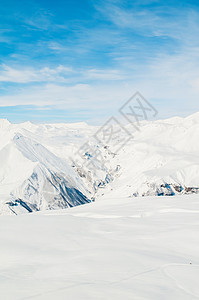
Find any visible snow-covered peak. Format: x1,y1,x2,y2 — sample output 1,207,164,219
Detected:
185,111,199,125
0,131,91,215
0,118,11,128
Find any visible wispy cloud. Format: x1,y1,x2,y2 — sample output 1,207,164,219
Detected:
95,1,199,42
0,64,126,84
0,65,74,83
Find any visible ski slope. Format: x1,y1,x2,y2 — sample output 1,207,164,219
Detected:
0,194,199,299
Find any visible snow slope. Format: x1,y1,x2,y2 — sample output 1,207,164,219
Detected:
0,125,91,215
0,194,199,299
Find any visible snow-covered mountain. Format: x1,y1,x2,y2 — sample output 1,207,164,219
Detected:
0,112,199,215
0,122,91,215
101,113,199,199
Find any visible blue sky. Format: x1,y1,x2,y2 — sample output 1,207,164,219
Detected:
0,0,199,123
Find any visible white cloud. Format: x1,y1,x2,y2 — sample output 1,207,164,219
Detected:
0,64,126,83
1,43,199,118
82,69,125,80
96,2,199,43
0,64,74,83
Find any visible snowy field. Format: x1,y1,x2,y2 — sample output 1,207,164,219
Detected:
1,194,199,300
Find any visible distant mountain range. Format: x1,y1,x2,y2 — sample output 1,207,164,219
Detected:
0,112,199,215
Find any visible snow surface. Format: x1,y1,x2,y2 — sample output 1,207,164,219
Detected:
0,194,199,299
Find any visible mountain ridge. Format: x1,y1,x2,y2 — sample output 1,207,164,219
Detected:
0,112,199,214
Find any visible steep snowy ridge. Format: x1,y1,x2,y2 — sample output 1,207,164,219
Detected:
0,130,91,215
